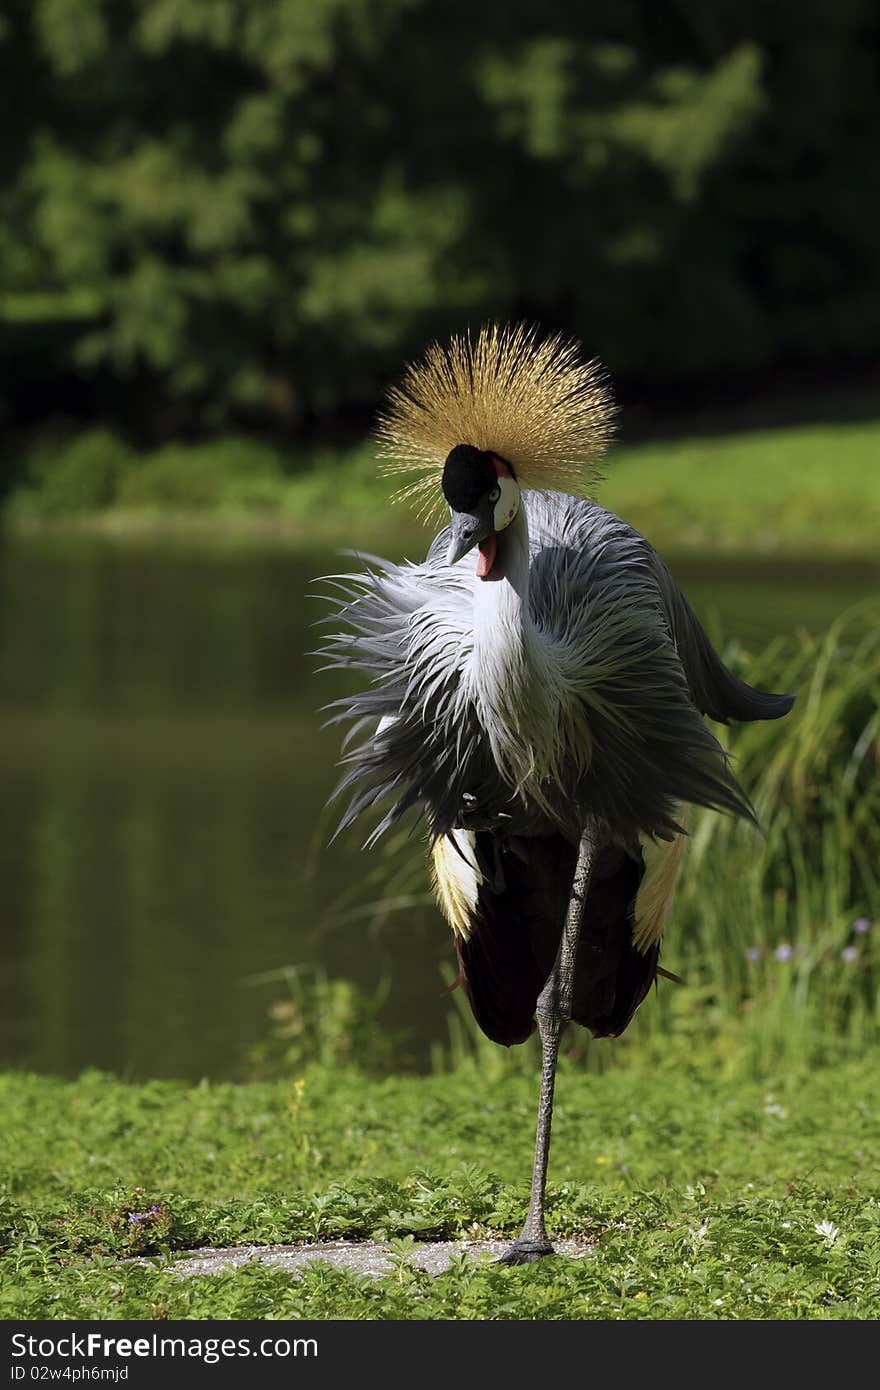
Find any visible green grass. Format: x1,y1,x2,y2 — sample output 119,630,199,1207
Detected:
3,1058,880,1319
603,421,880,557
7,418,880,556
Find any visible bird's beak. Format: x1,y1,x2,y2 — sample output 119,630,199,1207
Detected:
446,509,492,565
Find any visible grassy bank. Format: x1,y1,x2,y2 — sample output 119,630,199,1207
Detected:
7,418,880,557
3,1057,880,1319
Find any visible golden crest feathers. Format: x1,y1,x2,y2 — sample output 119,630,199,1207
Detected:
376,322,615,522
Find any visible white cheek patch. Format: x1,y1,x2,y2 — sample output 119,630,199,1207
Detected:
492,476,520,532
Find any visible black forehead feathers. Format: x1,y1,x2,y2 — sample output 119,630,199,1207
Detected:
441,444,497,512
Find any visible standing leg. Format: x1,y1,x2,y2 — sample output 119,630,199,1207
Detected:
498,825,595,1265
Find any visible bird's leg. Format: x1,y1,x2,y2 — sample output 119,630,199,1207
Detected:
498,824,595,1265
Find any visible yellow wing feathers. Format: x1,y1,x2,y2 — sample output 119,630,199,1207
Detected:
633,810,690,953
432,814,688,954
431,830,482,940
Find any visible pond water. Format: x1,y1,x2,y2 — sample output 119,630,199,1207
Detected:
0,530,876,1079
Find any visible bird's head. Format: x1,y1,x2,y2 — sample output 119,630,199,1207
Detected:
442,444,520,579
377,324,614,550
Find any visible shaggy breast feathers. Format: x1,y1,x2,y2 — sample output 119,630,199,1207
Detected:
319,493,756,846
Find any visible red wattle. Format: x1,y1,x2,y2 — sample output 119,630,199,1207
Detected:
476,534,498,578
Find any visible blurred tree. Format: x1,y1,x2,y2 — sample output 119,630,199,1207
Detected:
0,0,878,445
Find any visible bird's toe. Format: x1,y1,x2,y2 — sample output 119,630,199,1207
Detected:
496,1239,555,1265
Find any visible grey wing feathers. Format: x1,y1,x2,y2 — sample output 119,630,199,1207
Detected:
522,494,761,833
649,552,795,724
537,492,795,726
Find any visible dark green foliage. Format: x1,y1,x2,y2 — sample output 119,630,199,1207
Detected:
115,438,287,511
1,0,878,453
16,428,136,514
10,431,290,516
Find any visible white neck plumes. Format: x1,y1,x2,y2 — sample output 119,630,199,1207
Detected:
470,503,533,670
467,506,580,809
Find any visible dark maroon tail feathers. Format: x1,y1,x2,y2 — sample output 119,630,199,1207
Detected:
453,833,658,1046
454,906,544,1046
569,848,659,1038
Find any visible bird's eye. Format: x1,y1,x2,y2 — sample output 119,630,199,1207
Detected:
488,485,501,503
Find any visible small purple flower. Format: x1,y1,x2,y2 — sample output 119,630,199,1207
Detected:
128,1204,161,1225
745,946,763,963
853,917,871,936
841,946,859,964
774,944,794,962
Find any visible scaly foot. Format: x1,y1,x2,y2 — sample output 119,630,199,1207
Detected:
496,1237,554,1265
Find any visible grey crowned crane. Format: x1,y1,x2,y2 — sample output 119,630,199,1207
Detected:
319,325,794,1263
